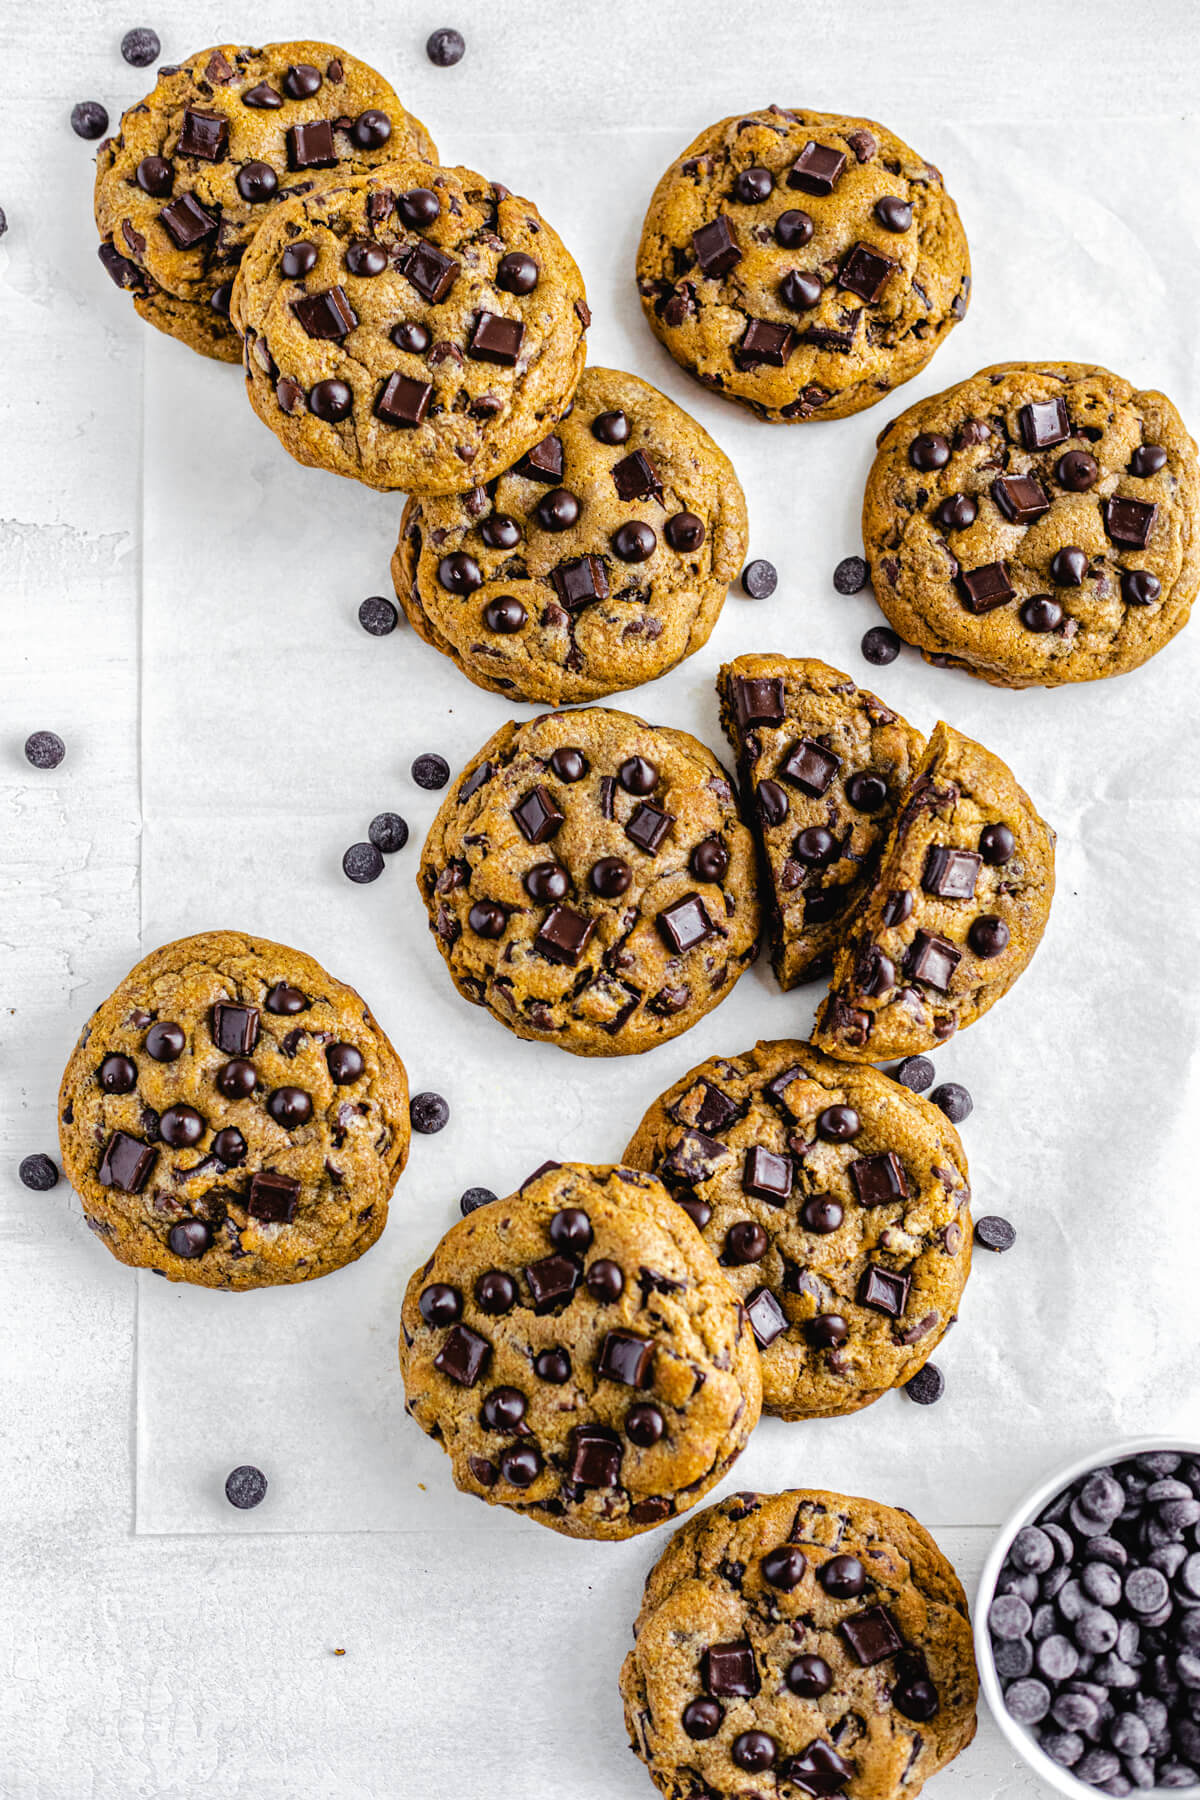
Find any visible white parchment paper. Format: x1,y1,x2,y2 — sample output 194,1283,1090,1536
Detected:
134,118,1200,1536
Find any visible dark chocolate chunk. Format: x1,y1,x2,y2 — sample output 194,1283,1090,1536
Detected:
597,1330,654,1388
535,906,595,966
746,1285,787,1346
781,738,840,796
1019,397,1070,450
158,193,217,249
738,318,794,366
1104,496,1158,549
732,673,784,722
375,372,432,428
178,110,228,161
703,1641,759,1697
743,1146,792,1204
992,474,1051,525
657,893,715,954
625,802,673,855
512,786,564,844
400,241,459,304
959,562,1015,613
858,1264,911,1317
905,930,961,992
922,845,981,900
434,1322,490,1386
212,1002,259,1056
291,286,357,340
550,554,608,610
692,215,741,277
515,435,564,482
468,312,524,365
788,141,846,195
849,1151,908,1207
612,449,663,502
287,120,337,171
568,1423,622,1487
247,1170,300,1224
783,1738,853,1795
837,241,897,303
842,1606,903,1666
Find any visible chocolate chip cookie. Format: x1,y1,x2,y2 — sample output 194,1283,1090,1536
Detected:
717,656,924,989
813,724,1055,1061
623,1040,970,1420
231,162,589,493
94,42,436,362
635,107,970,424
417,707,760,1055
392,365,749,704
57,931,409,1289
621,1487,978,1798
398,1161,762,1540
863,361,1200,685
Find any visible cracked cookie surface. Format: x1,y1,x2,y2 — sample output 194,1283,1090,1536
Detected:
717,656,924,989
58,931,409,1289
393,365,748,704
635,107,969,424
623,1040,970,1419
813,723,1055,1061
620,1487,977,1800
398,1162,762,1541
417,707,760,1056
863,361,1200,685
94,41,435,361
231,161,588,492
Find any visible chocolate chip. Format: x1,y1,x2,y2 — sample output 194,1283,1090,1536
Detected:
242,82,283,110
861,626,901,664
420,1282,463,1327
732,1732,776,1773
309,380,353,422
549,747,587,782
786,1655,832,1698
166,1218,209,1258
895,1055,934,1093
282,61,322,99
724,1221,768,1265
905,1363,945,1404
97,1053,137,1095
1122,570,1162,605
821,1554,866,1598
780,270,822,311
24,730,66,770
975,1214,1016,1252
159,1104,204,1148
342,841,384,884
412,754,450,790
120,27,160,66
475,1270,516,1315
482,1386,527,1431
590,411,631,450
582,1259,623,1305
460,1187,497,1217
534,1347,570,1383
323,1043,364,1087
1019,397,1070,450
1057,450,1099,492
816,1104,858,1143
142,1021,183,1063
936,493,977,531
682,1700,723,1740
426,27,466,65
910,433,951,472
784,1740,854,1795
136,155,173,196
800,1196,843,1235
351,109,392,150
411,1092,449,1134
745,1286,787,1347
224,1464,267,1509
733,166,773,203
657,893,715,954
535,487,581,532
875,195,913,231
234,160,278,204
343,237,386,277
71,101,109,140
19,1153,58,1191
588,856,631,899
808,1312,849,1349
1020,595,1063,632
625,1402,665,1448
1050,546,1088,587
788,141,846,195
692,215,742,277
979,822,1014,865
773,210,813,251
612,520,656,563
968,913,1009,959
1130,444,1168,477
265,983,306,1016
832,555,868,596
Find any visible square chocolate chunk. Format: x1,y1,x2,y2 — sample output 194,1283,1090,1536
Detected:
97,1131,157,1194
849,1151,908,1207
1104,495,1158,549
745,1285,788,1346
786,1740,854,1795
597,1329,655,1388
625,802,674,855
841,1605,904,1666
743,1146,793,1204
612,450,663,503
958,561,1015,614
684,1080,742,1135
524,1252,581,1311
401,241,459,305
738,318,795,367
375,372,432,428
660,1129,729,1186
857,1264,911,1318
516,435,564,482
657,893,716,955
837,241,897,304
287,119,337,170
921,845,981,900
905,929,961,992
247,1170,300,1224
212,1002,259,1056
781,738,841,796
732,675,785,727
763,1065,805,1113
467,312,525,366
992,474,1051,525
511,786,565,844
1019,396,1070,451
178,109,228,161
158,193,217,250
788,141,847,195
702,1641,760,1698
568,1423,622,1488
534,905,595,966
550,554,608,610
434,1322,491,1386
691,215,742,278
291,285,357,340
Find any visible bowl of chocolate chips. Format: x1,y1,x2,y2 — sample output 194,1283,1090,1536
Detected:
977,1440,1200,1797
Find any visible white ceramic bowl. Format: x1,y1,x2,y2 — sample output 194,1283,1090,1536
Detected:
975,1436,1200,1800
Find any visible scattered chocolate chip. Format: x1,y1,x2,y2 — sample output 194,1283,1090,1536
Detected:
368,812,408,855
24,731,66,770
459,1186,497,1216
224,1464,267,1509
71,101,109,140
800,1196,843,1234
740,558,777,598
895,1055,934,1093
19,1153,59,1192
410,1092,449,1135
833,555,868,595
786,1655,833,1698
549,747,587,782
975,1214,1015,1252
343,841,384,884
690,838,728,881
861,626,900,665
534,1347,570,1383
98,1054,137,1094
412,754,450,790
475,1270,516,1315
145,1020,184,1062
979,822,1014,865
930,1082,972,1122
821,1554,866,1598
120,27,160,66
237,161,278,204
426,27,466,65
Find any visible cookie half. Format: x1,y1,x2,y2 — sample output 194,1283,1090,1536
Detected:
717,655,924,988
58,930,410,1288
636,107,969,423
232,162,588,493
398,1162,762,1540
393,365,749,703
417,706,760,1056
863,360,1200,685
620,1488,978,1798
94,41,436,359
813,723,1055,1061
623,1040,970,1419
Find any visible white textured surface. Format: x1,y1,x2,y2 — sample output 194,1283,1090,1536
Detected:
3,3,1200,1795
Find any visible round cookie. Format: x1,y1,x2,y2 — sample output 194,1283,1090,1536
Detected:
58,931,409,1289
398,1162,762,1540
620,1487,978,1799
623,1040,971,1419
231,163,589,493
636,107,969,424
813,722,1055,1062
94,42,436,361
863,360,1200,685
392,366,749,704
417,707,760,1056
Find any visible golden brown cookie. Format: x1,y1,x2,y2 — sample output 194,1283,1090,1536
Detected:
393,365,748,703
94,42,435,360
623,1040,971,1419
717,655,924,988
621,1487,978,1799
863,361,1200,685
813,723,1055,1061
635,107,969,424
231,162,588,493
417,707,760,1056
58,931,409,1289
398,1162,762,1540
